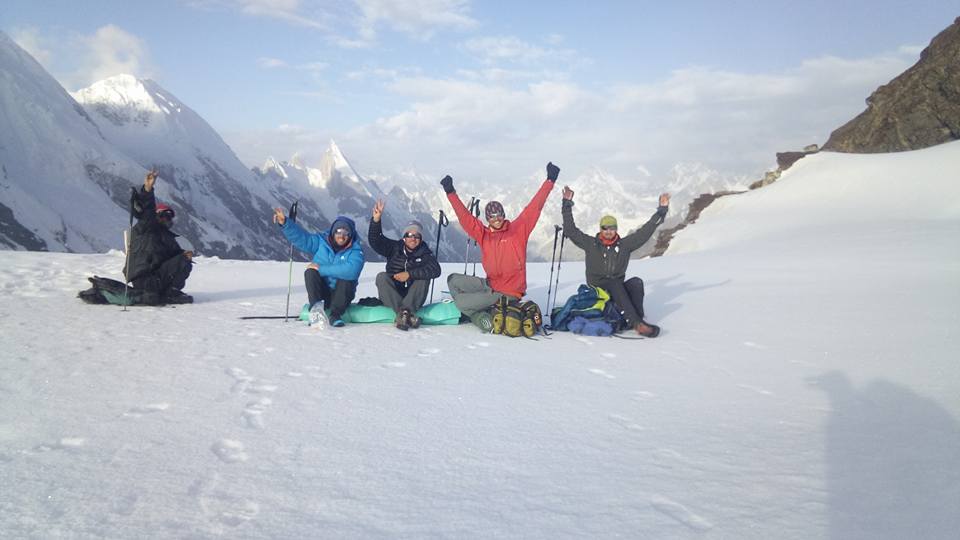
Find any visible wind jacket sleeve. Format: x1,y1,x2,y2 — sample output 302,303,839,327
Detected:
281,220,322,256
131,187,159,234
513,180,555,239
447,192,485,242
560,199,593,250
407,250,442,281
620,206,667,253
319,243,365,281
367,218,396,259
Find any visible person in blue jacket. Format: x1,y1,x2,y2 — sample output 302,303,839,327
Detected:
273,207,364,327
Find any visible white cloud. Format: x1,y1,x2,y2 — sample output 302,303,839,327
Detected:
463,36,549,64
188,0,328,29
258,57,289,68
334,47,919,183
72,25,153,88
353,0,477,41
10,27,53,67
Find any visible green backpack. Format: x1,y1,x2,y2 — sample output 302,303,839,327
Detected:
491,297,544,338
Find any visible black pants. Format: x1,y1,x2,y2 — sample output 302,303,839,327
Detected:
305,268,356,318
133,254,192,296
593,277,646,327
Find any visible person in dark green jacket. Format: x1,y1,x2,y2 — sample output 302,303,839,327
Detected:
561,185,669,337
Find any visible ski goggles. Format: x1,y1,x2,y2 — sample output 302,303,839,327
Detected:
157,209,175,220
600,225,617,231
333,227,351,238
403,232,422,240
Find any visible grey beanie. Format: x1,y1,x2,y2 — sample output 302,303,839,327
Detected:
403,220,423,236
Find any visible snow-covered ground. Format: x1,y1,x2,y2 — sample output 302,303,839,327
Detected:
1,143,959,539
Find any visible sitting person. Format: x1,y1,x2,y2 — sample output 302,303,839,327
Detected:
124,170,193,304
367,199,441,330
440,162,559,331
273,207,364,328
560,185,669,337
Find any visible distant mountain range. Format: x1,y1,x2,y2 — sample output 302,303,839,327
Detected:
0,29,750,263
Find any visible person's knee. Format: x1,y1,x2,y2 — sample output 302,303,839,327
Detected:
375,272,392,287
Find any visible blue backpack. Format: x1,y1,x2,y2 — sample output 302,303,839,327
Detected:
550,284,628,333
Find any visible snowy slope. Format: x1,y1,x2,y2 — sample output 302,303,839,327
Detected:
0,31,146,252
1,142,958,538
72,74,323,261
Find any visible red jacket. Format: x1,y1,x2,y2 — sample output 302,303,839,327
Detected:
448,180,555,298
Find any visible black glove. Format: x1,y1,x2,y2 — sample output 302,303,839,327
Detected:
440,175,455,194
546,162,560,182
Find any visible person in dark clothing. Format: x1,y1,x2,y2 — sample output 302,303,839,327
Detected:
124,170,194,304
368,199,442,330
560,185,669,337
272,207,364,328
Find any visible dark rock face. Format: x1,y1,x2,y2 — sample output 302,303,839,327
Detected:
823,17,960,153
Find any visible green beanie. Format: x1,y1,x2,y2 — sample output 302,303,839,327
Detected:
599,215,618,228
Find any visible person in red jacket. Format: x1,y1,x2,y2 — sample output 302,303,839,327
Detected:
441,162,559,331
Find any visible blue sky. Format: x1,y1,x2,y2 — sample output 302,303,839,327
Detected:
3,1,957,184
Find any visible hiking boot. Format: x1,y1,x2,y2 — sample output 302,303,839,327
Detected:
395,310,410,331
635,321,661,338
164,289,194,304
329,311,346,328
470,311,493,333
405,309,421,329
309,303,328,329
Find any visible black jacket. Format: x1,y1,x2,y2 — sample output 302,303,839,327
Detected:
124,187,185,283
561,199,666,284
367,219,441,281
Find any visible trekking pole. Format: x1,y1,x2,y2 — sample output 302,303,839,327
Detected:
283,200,299,322
122,186,137,312
429,209,449,304
551,233,566,320
546,225,561,318
463,196,476,274
470,198,481,276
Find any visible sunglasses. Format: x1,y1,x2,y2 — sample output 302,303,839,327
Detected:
600,225,617,231
157,209,175,220
403,233,422,240
487,213,505,220
333,228,351,237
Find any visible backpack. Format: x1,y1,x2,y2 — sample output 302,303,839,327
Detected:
550,285,611,331
491,297,544,338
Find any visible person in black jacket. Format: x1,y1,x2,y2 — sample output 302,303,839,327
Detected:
561,185,669,337
368,199,442,330
124,170,193,304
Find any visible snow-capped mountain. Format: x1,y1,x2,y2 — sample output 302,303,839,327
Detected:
0,31,145,252
71,74,327,260
255,143,475,263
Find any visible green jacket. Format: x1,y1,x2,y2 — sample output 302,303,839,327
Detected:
561,199,667,284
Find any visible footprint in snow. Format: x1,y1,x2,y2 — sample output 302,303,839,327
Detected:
738,384,774,396
417,348,441,357
123,402,170,418
632,391,658,401
191,474,260,528
576,337,594,345
382,362,407,369
588,368,616,379
242,398,272,429
601,352,617,359
465,341,491,350
743,341,766,349
609,414,645,431
650,495,714,531
211,440,248,463
286,371,304,378
33,438,86,453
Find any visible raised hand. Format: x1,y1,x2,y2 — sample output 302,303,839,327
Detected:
562,185,574,200
372,199,385,222
546,162,560,182
659,193,670,207
272,207,286,225
144,170,158,192
440,175,455,194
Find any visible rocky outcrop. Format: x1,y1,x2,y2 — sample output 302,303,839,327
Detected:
823,17,960,153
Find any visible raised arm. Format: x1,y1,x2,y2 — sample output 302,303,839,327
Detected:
560,187,593,250
367,199,397,257
621,193,670,252
441,175,485,241
513,162,559,237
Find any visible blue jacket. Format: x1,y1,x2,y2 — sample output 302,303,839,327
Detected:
281,215,364,289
